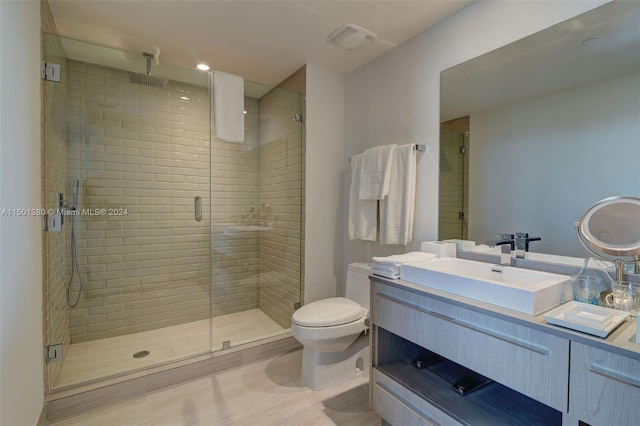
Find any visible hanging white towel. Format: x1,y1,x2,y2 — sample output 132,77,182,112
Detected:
359,144,396,200
380,144,417,245
348,154,377,241
213,71,245,143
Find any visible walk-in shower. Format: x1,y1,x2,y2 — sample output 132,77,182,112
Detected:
43,33,304,391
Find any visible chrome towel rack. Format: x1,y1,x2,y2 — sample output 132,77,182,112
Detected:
348,144,425,162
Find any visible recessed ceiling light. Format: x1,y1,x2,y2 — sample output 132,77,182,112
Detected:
196,63,210,71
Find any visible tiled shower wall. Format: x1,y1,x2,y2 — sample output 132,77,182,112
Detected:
66,61,214,343
257,88,303,328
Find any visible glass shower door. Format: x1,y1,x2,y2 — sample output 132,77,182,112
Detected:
44,34,212,390
210,84,304,351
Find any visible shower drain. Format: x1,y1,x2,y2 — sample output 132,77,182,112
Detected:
133,350,150,359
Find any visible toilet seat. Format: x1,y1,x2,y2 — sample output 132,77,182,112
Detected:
292,297,364,327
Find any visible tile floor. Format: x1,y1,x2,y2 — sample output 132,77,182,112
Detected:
49,348,381,426
54,309,287,388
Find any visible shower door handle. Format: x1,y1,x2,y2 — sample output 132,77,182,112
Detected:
194,196,202,222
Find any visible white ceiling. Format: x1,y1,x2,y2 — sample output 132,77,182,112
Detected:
48,0,472,87
441,1,640,121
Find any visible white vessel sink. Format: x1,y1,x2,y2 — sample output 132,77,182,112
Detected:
400,257,572,315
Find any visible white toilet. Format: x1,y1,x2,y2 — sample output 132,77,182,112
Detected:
291,262,370,390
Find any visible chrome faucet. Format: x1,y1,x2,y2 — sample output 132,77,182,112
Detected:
486,234,515,265
515,233,541,259
486,233,515,250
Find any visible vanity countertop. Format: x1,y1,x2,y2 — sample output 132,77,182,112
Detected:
370,274,640,360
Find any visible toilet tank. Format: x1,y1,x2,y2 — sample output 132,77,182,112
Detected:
345,262,371,310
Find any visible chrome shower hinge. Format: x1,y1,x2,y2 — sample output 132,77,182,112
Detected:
46,343,63,363
42,62,61,82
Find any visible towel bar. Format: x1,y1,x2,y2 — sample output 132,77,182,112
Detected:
348,144,425,162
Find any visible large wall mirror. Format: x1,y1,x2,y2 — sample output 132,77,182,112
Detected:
439,0,640,257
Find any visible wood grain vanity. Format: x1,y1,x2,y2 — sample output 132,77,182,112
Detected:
369,276,640,426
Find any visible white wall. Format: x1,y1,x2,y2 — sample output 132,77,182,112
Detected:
469,72,640,256
304,64,345,302
0,0,45,424
343,0,609,272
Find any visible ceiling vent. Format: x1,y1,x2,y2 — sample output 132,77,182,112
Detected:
327,24,376,51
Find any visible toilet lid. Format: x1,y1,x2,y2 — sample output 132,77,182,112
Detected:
292,297,364,327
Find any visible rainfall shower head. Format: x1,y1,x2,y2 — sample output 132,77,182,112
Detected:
129,52,168,88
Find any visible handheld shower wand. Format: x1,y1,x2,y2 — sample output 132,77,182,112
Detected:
66,178,84,308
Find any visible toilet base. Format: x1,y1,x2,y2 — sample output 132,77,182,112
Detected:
301,332,369,391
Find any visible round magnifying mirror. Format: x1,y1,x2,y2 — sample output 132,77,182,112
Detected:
577,196,640,258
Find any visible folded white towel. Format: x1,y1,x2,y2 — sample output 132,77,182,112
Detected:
359,145,396,200
371,251,436,267
348,154,377,241
213,71,244,143
371,268,400,279
370,264,400,273
380,144,417,245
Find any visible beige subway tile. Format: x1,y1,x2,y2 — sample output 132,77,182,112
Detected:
103,245,142,258
105,94,139,108
139,100,171,112
138,117,171,128
155,111,187,122
155,127,187,138
138,148,172,159
123,122,155,134
85,83,122,96
88,304,125,316
69,314,107,327
71,332,106,343
87,320,124,333
121,172,155,182
122,106,155,118
105,128,139,140
68,70,105,85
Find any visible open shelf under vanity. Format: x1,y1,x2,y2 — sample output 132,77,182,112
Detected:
374,328,561,425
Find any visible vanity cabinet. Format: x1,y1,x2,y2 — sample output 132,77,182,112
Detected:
371,280,568,425
569,342,640,425
370,277,640,426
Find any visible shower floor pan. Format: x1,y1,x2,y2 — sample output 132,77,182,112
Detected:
53,309,288,389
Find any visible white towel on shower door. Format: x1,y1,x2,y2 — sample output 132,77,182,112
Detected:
380,144,417,245
213,71,245,143
348,154,377,241
359,144,396,200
